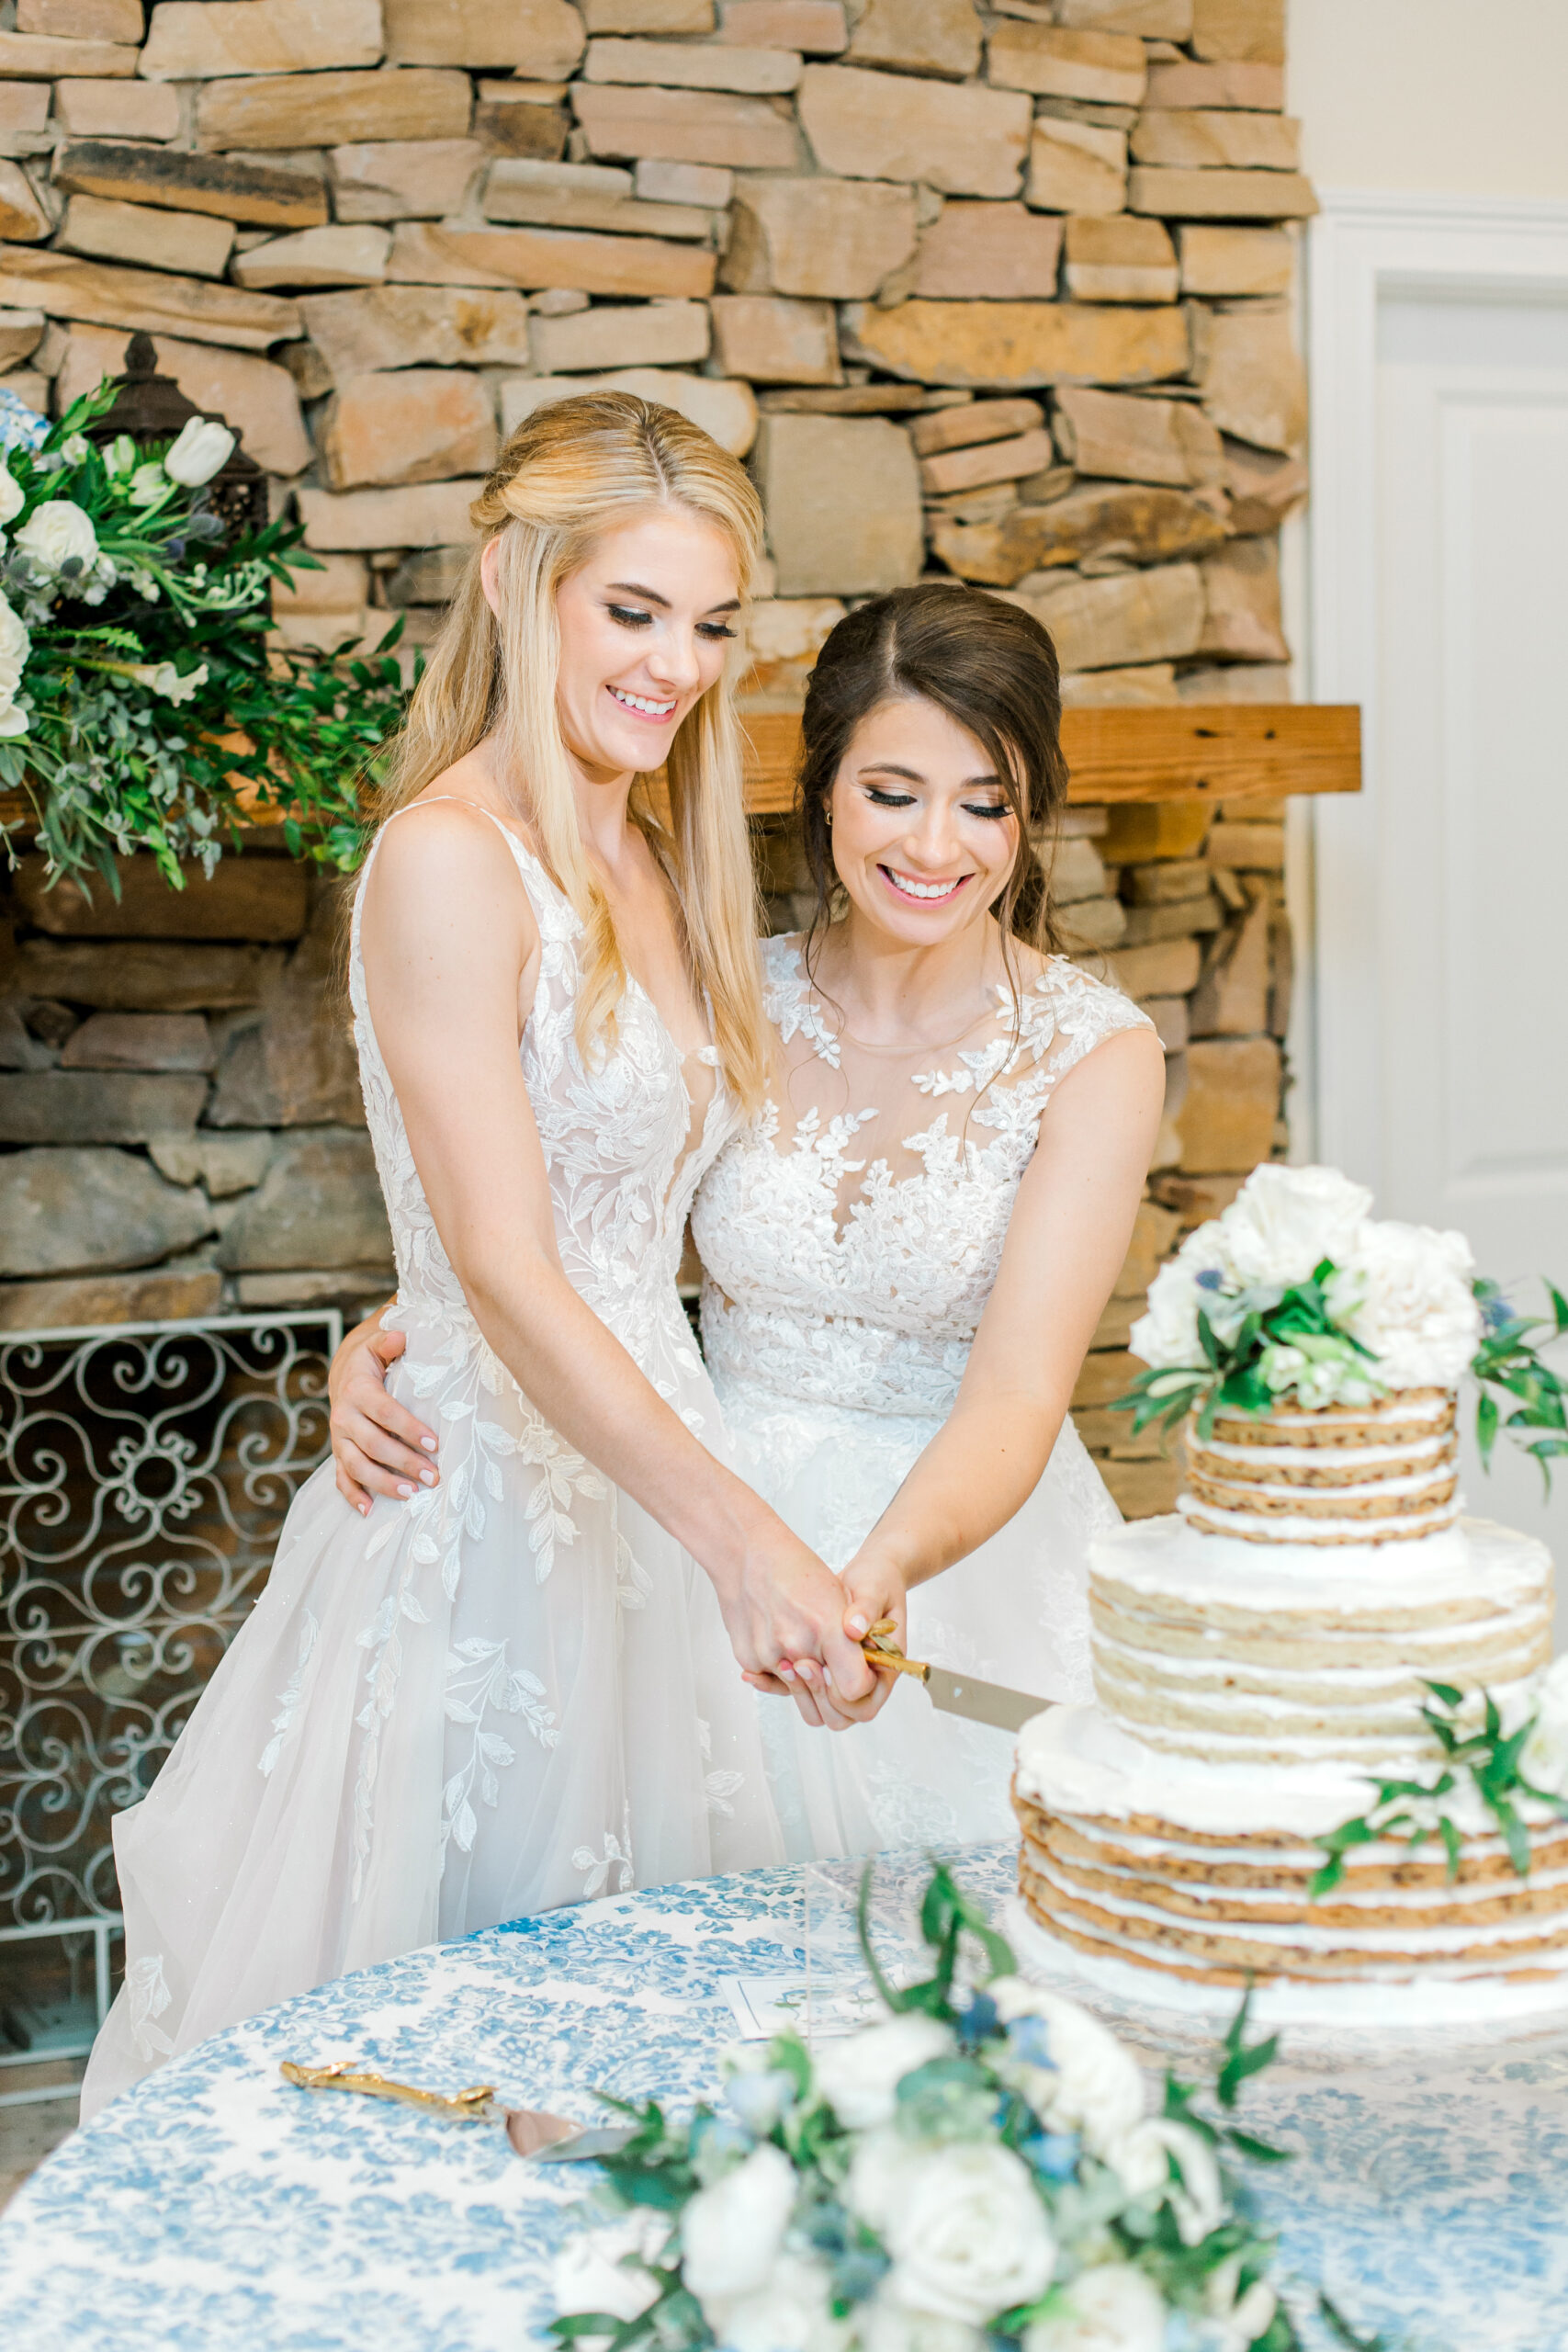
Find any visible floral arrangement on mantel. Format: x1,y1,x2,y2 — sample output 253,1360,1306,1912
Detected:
548,1866,1364,2352
0,376,407,896
1115,1163,1568,1478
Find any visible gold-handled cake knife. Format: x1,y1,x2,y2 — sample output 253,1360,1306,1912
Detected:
859,1620,1052,1735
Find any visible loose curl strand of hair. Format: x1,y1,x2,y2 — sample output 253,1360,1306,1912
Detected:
377,390,771,1114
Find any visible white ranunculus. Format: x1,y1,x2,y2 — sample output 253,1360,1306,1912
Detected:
705,2249,848,2352
1023,2263,1167,2352
0,586,29,735
164,415,234,487
16,496,97,580
1219,1162,1372,1289
1107,2116,1224,2246
553,2211,667,2329
857,2139,1055,2326
682,2141,796,2305
1327,1218,1481,1390
988,1978,1145,2159
0,461,21,527
1522,1655,1568,1796
813,2010,953,2131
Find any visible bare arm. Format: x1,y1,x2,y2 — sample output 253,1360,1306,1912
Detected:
834,1026,1166,1699
358,802,875,1700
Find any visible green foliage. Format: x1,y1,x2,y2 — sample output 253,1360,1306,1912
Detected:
1111,1261,1380,1444
0,379,409,896
1471,1278,1568,1493
1310,1681,1568,1899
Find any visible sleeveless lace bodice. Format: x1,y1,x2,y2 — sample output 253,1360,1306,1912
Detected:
350,803,736,1378
694,934,1155,1422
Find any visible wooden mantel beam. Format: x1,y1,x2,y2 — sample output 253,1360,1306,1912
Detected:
739,702,1360,814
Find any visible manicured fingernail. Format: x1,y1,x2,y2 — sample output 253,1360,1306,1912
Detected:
778,1662,795,1679
848,1614,868,1636
421,1437,437,1453
358,1500,370,1517
396,1481,414,1498
419,1468,437,1486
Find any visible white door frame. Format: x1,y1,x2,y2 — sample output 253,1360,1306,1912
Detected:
1301,188,1568,1189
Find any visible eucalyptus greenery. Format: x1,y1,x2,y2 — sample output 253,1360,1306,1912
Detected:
1113,1268,1568,1491
0,377,408,897
1310,1681,1568,1900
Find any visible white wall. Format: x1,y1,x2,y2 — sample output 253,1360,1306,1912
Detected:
1288,0,1568,200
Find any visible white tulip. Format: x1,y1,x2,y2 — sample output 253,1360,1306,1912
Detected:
814,2011,953,2132
0,586,29,737
164,415,234,487
16,497,98,582
988,1978,1145,2159
854,2139,1055,2327
682,2142,796,2305
1107,2116,1224,2246
1023,2264,1167,2352
0,461,21,527
553,2211,666,2330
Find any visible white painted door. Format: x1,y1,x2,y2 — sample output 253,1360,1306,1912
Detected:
1309,208,1568,1585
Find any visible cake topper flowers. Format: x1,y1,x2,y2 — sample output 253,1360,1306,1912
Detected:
1112,1165,1568,1484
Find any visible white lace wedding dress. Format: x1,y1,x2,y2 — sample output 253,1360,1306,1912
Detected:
82,806,784,2119
693,933,1154,1860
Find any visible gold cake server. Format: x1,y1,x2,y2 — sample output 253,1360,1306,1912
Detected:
279,2059,634,2160
859,1621,1053,1736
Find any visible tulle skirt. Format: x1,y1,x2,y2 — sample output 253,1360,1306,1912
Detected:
82,1296,784,2120
713,1369,1113,1858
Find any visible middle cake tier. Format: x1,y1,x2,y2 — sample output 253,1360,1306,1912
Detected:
1089,1514,1552,1770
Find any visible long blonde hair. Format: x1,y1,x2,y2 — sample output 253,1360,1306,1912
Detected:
381,391,770,1111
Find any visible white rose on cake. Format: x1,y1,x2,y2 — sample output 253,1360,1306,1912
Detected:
1130,1221,1236,1368
1522,1655,1568,1796
1023,2263,1167,2352
1219,1162,1373,1289
1327,1220,1481,1390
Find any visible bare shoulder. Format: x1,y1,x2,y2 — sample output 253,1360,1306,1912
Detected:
363,793,538,946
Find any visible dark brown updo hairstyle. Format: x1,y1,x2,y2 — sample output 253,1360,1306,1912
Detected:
796,583,1070,991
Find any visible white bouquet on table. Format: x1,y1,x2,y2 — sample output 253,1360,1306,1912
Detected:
549,1864,1307,2352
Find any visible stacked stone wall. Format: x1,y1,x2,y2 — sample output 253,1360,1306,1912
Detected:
0,0,1312,1513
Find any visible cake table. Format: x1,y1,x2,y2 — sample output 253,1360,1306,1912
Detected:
1,1845,1565,2352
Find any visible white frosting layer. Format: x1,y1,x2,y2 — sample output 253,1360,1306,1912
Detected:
1089,1512,1548,1611
1178,1494,1460,1542
1195,1430,1452,1472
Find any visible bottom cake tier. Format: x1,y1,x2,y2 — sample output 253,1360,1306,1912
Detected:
1012,1703,1568,2024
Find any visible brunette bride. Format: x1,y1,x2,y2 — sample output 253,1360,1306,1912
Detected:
82,392,877,2119
331,580,1166,1862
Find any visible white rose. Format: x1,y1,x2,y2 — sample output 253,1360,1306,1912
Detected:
1218,1163,1372,1289
1328,1219,1480,1390
814,2011,953,2131
861,2292,987,2352
164,415,234,487
706,2249,847,2352
1131,1219,1236,1369
854,2139,1055,2326
16,496,98,581
0,461,21,527
1522,1655,1568,1796
989,1978,1145,2158
682,2142,796,2305
1107,2117,1224,2246
553,2210,667,2332
0,586,29,734
1023,2264,1167,2352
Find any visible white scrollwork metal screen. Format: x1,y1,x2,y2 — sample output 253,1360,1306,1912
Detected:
0,1312,342,1938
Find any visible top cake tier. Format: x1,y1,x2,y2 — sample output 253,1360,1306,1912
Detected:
1180,1388,1460,1546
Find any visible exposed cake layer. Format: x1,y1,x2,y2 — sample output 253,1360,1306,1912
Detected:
1179,1390,1461,1545
1088,1515,1552,1768
1013,1706,1568,1993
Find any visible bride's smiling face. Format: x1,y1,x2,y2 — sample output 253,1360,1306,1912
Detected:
545,506,741,782
829,695,1021,945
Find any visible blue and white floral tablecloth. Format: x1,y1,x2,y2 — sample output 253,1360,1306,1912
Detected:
2,1844,1565,2351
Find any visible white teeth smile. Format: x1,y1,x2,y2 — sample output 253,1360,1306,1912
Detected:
609,685,677,718
885,867,963,901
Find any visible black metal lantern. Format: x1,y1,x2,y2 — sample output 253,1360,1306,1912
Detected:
85,330,268,539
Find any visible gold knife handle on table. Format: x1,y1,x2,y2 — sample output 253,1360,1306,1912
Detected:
280,2059,502,2121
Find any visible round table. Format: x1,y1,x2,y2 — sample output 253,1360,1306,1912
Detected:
2,1844,1566,2352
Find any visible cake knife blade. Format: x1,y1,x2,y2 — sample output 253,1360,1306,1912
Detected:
860,1622,1050,1735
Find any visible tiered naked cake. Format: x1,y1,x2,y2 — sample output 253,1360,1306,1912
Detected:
1012,1169,1568,2023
